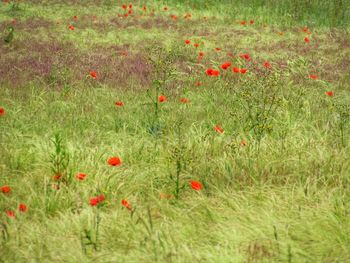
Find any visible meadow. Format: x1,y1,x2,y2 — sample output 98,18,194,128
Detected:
0,0,350,262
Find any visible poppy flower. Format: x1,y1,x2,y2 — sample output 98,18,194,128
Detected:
129,4,132,9
240,68,248,74
214,124,224,133
108,156,122,166
89,71,97,79
123,13,129,17
190,180,202,191
180,98,189,103
128,9,132,14
250,20,254,24
239,54,251,61
195,81,202,86
76,173,87,180
19,203,27,213
11,19,16,25
158,95,167,103
121,199,132,210
6,210,15,218
240,20,246,25
1,185,10,194
142,6,147,11
185,39,191,44
122,4,127,9
263,61,271,69
89,197,99,206
97,195,105,202
198,51,205,57
170,14,177,20
221,62,231,70
115,101,124,106
72,15,78,20
304,37,309,43
309,74,318,79
206,68,220,77
215,47,221,52
68,25,75,30
52,183,60,190
240,140,247,146
53,174,61,181
0,107,5,116
325,91,334,97
193,43,199,48
227,52,234,57
233,67,240,73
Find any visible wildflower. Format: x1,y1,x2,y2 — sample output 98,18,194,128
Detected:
195,81,202,86
19,203,27,212
240,68,248,74
180,98,189,103
214,124,224,133
97,195,105,202
115,101,124,106
325,91,334,97
128,9,132,14
158,95,167,103
108,157,122,166
240,20,246,25
53,174,61,181
221,62,231,70
263,61,271,69
124,13,129,17
121,199,132,210
190,180,202,191
0,107,5,116
239,54,251,61
68,25,75,30
240,140,247,146
304,37,309,43
129,4,132,9
206,68,220,77
185,39,191,44
52,184,59,190
309,74,318,79
89,197,99,206
122,4,127,9
170,14,177,20
89,71,97,79
215,47,221,52
227,52,234,57
1,185,10,194
233,67,240,73
194,43,199,48
76,173,87,180
72,15,78,20
250,20,254,24
198,51,205,57
163,7,168,11
142,6,147,11
6,210,15,218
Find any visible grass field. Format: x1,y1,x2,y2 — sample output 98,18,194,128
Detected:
1,0,350,262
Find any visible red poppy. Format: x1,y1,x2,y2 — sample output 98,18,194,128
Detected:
68,25,75,30
89,71,97,79
240,20,246,25
263,61,271,69
108,156,122,166
170,14,177,20
158,95,167,103
195,81,202,86
122,4,127,9
115,101,124,106
304,37,309,43
239,54,251,61
240,68,248,74
53,174,61,181
142,6,147,11
240,140,247,146
221,62,231,70
89,197,99,206
129,4,132,9
215,47,221,52
1,185,10,194
76,173,87,180
52,183,59,190
214,124,224,133
6,210,15,218
128,9,132,14
11,19,16,25
185,39,191,44
72,15,78,20
123,13,129,17
227,52,234,57
190,180,202,191
250,20,254,24
180,98,189,103
198,51,205,57
0,107,5,116
206,68,220,77
309,74,318,79
194,43,199,48
233,67,240,73
325,91,334,97
121,199,132,210
97,195,105,202
19,203,27,212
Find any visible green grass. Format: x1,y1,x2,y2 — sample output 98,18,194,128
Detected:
1,0,350,262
